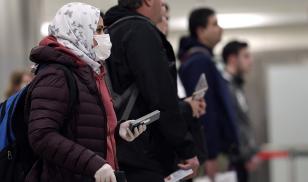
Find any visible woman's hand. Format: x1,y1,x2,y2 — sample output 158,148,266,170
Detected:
94,164,116,182
119,120,147,142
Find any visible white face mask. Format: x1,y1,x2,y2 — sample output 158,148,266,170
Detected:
93,34,112,61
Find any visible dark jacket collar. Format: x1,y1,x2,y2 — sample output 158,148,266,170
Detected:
178,36,213,62
30,46,77,68
30,36,83,68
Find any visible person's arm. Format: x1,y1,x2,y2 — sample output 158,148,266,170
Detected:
28,67,105,176
178,99,193,122
124,21,196,159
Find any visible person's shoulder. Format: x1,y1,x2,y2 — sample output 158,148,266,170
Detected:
195,52,212,61
119,17,156,34
115,16,153,29
120,18,161,45
128,16,153,25
185,53,213,67
34,64,69,87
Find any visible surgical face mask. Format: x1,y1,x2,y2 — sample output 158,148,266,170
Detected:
93,34,112,61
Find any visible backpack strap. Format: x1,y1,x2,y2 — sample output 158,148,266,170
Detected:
0,101,7,124
54,64,78,119
46,64,78,136
25,63,78,136
0,88,28,149
120,85,139,121
187,47,210,57
102,61,138,121
181,47,211,64
36,63,78,112
6,96,20,145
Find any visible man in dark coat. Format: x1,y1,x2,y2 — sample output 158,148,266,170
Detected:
222,40,260,182
104,0,199,182
178,8,239,180
156,1,208,168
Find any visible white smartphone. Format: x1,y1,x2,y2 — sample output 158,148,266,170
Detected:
129,110,160,131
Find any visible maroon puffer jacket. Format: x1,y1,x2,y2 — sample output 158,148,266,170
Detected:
25,46,107,182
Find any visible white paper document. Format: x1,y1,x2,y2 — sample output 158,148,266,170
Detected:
192,73,208,100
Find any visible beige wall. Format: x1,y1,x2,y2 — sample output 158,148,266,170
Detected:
0,0,42,101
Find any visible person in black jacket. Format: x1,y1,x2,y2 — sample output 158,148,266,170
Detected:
178,8,240,180
104,1,199,182
156,1,208,168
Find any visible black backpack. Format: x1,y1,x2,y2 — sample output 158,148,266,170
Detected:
0,63,77,182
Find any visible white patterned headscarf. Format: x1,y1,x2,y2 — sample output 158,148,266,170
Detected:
49,2,101,74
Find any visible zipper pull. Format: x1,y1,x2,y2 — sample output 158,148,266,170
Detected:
8,150,13,160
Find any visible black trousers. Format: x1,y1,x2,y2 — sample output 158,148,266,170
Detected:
125,169,165,182
234,161,249,182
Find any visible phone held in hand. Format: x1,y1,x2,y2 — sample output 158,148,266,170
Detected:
192,73,208,100
164,169,193,182
129,110,160,131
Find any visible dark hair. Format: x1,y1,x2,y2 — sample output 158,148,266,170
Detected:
189,8,215,38
222,40,249,64
118,0,143,10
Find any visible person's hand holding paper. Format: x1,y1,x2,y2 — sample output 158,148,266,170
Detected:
193,73,208,100
184,97,206,118
185,73,208,118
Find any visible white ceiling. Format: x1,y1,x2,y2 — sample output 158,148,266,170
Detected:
42,0,308,30
41,0,308,52
168,0,308,14
167,0,308,30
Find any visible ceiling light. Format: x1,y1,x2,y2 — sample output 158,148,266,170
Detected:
40,22,50,36
217,13,267,29
170,13,269,31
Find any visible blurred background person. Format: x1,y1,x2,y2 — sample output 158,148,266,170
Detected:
222,40,261,182
156,1,208,176
4,70,33,99
178,8,239,180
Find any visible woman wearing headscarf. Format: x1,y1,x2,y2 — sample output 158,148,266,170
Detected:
26,3,146,182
